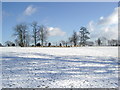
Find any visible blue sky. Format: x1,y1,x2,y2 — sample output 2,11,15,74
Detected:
2,2,118,44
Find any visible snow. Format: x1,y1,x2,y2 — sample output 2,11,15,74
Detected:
0,47,119,88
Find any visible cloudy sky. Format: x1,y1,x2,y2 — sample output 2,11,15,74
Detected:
2,2,118,44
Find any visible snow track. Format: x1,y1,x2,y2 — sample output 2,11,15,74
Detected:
1,47,119,88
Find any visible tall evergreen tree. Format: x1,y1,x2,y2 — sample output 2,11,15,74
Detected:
79,27,90,46
97,38,101,46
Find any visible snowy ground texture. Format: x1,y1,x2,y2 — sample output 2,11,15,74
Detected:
1,47,119,88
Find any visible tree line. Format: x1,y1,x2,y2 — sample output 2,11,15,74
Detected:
1,21,120,47
3,21,90,47
13,22,48,47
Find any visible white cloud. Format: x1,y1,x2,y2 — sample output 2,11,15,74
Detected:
100,16,104,20
17,5,37,22
23,5,37,16
97,7,118,26
47,27,66,37
87,7,118,40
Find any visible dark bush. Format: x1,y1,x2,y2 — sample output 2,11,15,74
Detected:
36,43,41,46
31,45,34,47
48,43,51,47
12,43,15,46
59,43,62,47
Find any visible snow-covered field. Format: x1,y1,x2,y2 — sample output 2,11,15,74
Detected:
0,47,119,88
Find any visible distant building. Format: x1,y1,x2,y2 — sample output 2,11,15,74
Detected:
108,40,117,46
117,40,120,46
85,41,94,46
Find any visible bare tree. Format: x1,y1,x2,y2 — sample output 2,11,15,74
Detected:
68,37,73,46
61,40,68,47
31,21,39,46
79,27,90,46
69,31,78,46
38,25,48,46
13,23,29,47
25,33,30,47
61,40,66,46
15,39,19,46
